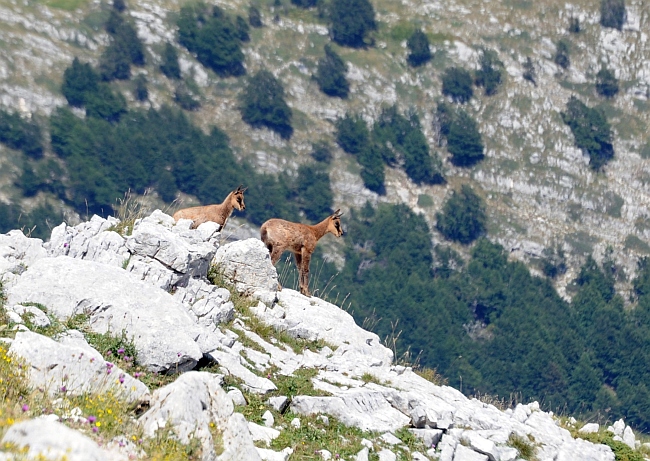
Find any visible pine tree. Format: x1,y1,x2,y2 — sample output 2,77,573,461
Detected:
239,70,293,139
406,29,431,67
329,0,376,48
314,45,349,98
160,43,181,79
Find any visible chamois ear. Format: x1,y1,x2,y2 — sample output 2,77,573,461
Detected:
241,186,248,192
332,209,343,218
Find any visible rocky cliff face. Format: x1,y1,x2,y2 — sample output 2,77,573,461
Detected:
2,0,650,298
0,213,644,460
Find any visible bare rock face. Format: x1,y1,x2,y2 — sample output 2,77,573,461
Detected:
212,238,278,295
9,330,149,404
1,419,124,461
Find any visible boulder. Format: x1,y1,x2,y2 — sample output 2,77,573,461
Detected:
0,229,46,283
125,218,219,290
212,239,278,295
139,371,260,461
46,216,128,268
290,389,411,432
453,445,489,461
1,419,123,461
9,331,149,404
7,256,206,373
248,421,280,444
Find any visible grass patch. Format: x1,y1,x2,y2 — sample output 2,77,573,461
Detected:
360,372,381,385
0,340,213,459
414,366,448,386
507,432,538,460
270,413,371,459
107,190,152,237
576,430,645,461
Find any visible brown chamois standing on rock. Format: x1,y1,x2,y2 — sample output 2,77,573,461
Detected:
261,209,344,297
173,185,247,230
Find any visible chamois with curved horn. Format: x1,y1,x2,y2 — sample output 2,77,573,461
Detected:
260,209,344,297
173,185,247,230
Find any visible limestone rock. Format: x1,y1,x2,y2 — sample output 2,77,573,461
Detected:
46,216,128,268
1,419,123,461
290,390,411,432
453,445,489,461
9,331,149,404
256,447,293,461
139,371,260,461
267,396,289,413
7,256,205,373
212,238,278,295
248,421,280,444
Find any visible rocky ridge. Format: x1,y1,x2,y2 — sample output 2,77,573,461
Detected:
0,212,645,460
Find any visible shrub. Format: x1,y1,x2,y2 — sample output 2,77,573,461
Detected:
406,29,431,67
0,109,44,158
561,96,614,170
436,185,487,244
523,57,536,86
441,67,473,103
438,105,484,167
236,16,250,42
160,42,181,79
329,0,377,48
596,66,619,98
62,58,99,107
133,74,148,101
311,140,333,163
249,5,263,27
336,113,370,155
239,69,293,139
568,16,581,33
174,84,201,111
475,49,504,96
555,39,570,69
541,243,567,278
177,3,245,77
314,44,349,98
600,0,626,30
113,0,125,11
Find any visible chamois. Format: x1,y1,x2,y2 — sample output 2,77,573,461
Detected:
261,209,344,297
173,185,247,230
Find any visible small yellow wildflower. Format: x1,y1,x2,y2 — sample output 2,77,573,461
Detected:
95,422,101,427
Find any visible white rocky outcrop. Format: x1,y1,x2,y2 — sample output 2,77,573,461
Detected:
0,214,629,461
9,330,149,404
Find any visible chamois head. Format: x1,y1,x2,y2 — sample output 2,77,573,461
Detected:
230,185,247,211
327,209,344,237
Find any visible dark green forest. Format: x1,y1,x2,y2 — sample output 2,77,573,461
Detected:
0,0,646,435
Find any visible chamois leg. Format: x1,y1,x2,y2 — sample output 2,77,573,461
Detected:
299,249,312,297
267,244,284,291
